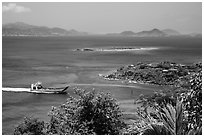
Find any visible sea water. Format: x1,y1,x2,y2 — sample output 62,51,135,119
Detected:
2,36,202,134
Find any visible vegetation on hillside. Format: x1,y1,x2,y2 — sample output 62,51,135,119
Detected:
103,61,201,85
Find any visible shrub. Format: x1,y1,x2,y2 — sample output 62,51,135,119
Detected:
136,91,176,109
14,117,45,135
181,70,202,133
46,88,125,135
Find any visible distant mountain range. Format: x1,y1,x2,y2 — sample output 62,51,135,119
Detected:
134,28,167,37
107,28,181,37
2,22,88,36
107,28,201,37
2,22,201,37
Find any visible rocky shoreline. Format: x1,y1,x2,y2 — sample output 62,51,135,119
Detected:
101,61,201,86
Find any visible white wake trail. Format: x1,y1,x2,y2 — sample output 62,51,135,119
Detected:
2,87,31,92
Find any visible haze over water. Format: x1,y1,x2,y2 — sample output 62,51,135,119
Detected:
2,36,202,134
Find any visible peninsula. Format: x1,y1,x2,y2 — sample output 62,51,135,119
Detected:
102,61,201,86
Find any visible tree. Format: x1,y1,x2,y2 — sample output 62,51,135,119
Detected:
46,88,125,135
140,100,201,135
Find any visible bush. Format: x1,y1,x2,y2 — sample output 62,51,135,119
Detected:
14,117,45,135
46,88,125,135
181,71,202,133
136,91,176,109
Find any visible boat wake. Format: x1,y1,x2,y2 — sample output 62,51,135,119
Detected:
2,87,55,94
2,87,31,92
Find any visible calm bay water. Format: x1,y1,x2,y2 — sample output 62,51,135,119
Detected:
2,36,202,134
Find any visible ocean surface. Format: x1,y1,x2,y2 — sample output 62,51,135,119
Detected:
2,36,202,134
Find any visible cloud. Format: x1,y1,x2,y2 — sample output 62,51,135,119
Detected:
3,3,31,13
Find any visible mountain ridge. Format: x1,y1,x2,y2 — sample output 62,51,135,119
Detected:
2,22,201,37
2,22,88,36
107,28,182,37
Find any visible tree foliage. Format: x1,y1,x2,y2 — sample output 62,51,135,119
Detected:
181,70,202,132
46,88,125,135
14,117,45,135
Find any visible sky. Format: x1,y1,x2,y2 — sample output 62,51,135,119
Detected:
2,2,202,34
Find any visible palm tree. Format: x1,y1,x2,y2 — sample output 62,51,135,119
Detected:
140,100,201,135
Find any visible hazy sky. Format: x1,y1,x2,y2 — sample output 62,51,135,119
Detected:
2,2,202,34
